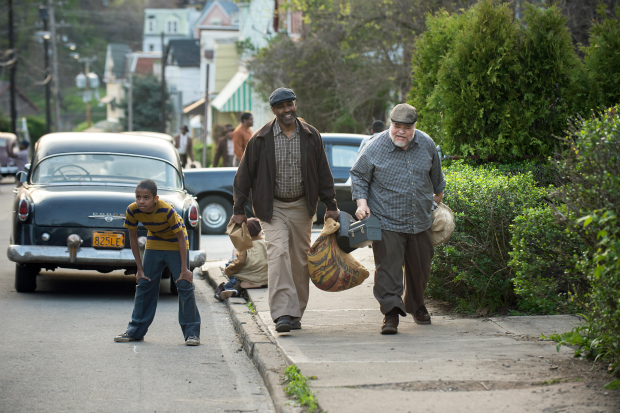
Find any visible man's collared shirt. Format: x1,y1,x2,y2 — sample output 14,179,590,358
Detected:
350,129,446,234
273,119,304,199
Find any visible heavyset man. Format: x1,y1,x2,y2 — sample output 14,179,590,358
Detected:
232,88,339,333
350,103,446,335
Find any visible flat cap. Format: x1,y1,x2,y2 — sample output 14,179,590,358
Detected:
269,88,296,106
390,103,417,125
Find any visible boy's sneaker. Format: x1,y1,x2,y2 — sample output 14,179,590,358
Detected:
114,333,143,342
185,335,200,346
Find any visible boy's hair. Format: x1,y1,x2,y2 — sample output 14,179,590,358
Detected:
246,218,261,237
136,179,157,197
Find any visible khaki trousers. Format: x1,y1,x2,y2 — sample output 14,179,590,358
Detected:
259,198,313,322
372,229,434,316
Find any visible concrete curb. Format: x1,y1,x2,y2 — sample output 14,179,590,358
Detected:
202,265,302,413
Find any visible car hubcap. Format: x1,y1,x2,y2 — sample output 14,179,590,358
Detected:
203,203,226,229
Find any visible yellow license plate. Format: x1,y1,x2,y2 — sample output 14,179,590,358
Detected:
92,231,125,249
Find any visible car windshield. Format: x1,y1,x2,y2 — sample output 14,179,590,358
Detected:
32,154,182,189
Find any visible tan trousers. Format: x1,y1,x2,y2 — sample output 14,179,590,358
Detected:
259,198,313,322
372,229,434,316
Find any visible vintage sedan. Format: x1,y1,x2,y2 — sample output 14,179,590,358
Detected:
7,132,205,293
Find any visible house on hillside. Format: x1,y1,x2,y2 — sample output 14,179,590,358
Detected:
166,39,202,133
102,43,131,123
143,8,201,52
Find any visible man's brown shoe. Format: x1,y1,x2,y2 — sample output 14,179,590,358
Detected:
413,305,431,325
381,309,399,334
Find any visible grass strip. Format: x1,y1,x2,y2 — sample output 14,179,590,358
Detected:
283,365,320,412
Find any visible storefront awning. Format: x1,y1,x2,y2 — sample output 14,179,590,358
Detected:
211,71,251,112
183,98,206,116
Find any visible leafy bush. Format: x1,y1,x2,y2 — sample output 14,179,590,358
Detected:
552,106,620,377
509,205,588,314
582,5,620,111
408,1,581,158
429,161,548,313
408,8,470,142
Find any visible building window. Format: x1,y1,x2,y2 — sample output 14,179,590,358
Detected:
147,16,155,33
167,19,178,34
149,44,154,51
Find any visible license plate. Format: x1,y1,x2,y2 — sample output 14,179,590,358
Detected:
92,231,125,249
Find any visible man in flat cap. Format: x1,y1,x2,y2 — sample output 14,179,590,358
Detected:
350,103,446,334
232,87,340,333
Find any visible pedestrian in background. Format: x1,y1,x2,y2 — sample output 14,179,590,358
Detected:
115,179,201,345
174,125,194,168
350,103,445,335
213,124,235,167
6,139,30,173
232,87,340,333
232,112,254,166
358,120,386,155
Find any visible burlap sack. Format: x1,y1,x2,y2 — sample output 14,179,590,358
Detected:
430,202,455,246
226,219,254,251
307,218,370,292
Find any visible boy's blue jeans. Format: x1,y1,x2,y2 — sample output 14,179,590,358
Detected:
126,249,201,340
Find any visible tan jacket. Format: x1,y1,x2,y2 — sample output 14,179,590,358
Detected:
224,237,268,285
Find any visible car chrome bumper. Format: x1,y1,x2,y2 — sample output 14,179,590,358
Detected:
7,245,206,269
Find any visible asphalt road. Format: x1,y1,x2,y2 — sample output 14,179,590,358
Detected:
0,179,275,413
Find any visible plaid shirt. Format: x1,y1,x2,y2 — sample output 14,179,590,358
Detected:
273,119,304,198
350,129,446,234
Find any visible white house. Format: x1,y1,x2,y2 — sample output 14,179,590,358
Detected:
143,8,201,52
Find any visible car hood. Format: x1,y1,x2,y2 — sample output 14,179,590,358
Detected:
30,185,188,228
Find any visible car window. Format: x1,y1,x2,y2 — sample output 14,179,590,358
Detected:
332,144,360,168
32,154,182,189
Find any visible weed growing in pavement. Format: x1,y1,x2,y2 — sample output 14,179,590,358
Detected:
283,365,320,412
246,301,256,314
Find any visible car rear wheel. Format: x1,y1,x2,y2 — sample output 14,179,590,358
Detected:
162,267,178,295
15,264,39,292
199,195,232,234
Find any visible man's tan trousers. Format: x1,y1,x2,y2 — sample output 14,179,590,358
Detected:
259,198,313,322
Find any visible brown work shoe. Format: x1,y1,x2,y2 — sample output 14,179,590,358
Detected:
413,305,431,325
381,309,400,335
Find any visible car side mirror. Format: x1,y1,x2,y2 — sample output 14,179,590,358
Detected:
16,171,27,183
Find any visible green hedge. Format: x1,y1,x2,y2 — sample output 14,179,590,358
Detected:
552,106,620,377
509,205,588,314
429,161,548,313
408,1,619,158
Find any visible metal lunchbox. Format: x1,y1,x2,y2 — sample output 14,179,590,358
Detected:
336,212,357,253
348,216,381,249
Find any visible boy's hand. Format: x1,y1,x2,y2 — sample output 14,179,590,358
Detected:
177,268,194,284
135,269,151,283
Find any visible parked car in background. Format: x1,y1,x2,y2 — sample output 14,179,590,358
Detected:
120,131,175,145
7,132,205,292
0,132,18,177
183,133,366,234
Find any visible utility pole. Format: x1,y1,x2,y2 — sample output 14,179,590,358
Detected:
39,5,52,134
48,0,61,131
78,57,97,128
202,65,209,168
8,0,17,135
160,32,167,134
127,72,133,132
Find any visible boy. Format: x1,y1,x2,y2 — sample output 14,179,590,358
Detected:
114,179,201,345
214,218,268,301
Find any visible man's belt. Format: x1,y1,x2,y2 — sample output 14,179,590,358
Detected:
274,194,305,203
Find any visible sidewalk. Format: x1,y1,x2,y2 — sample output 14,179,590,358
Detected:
202,246,619,413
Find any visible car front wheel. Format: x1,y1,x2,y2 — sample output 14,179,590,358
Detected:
15,264,39,292
199,195,232,234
